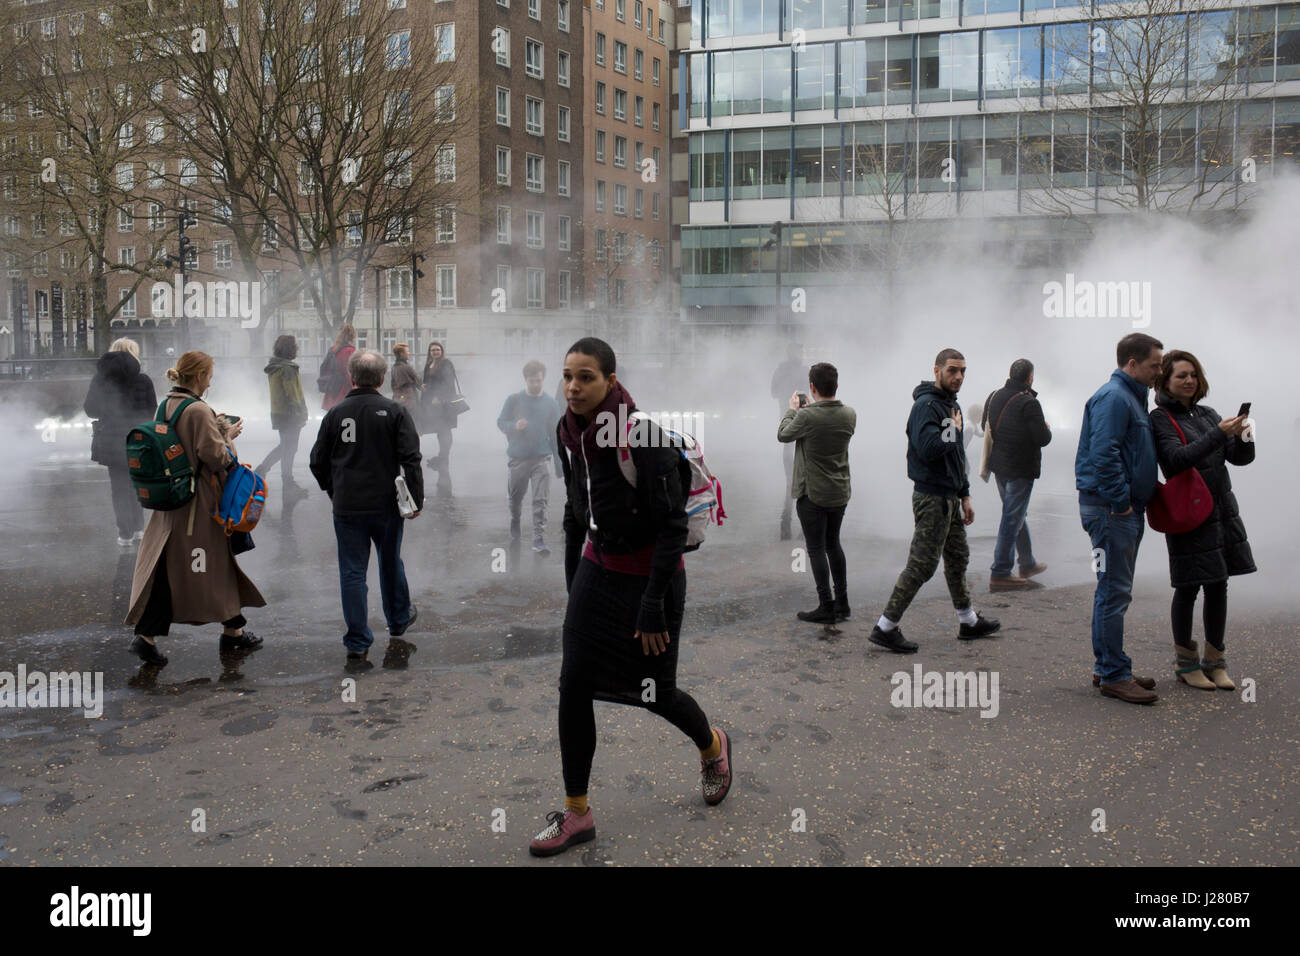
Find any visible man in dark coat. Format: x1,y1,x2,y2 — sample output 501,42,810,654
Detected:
1150,349,1253,691
868,349,1001,654
986,358,1053,591
84,340,157,545
311,350,424,663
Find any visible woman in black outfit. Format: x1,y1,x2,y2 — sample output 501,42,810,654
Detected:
84,337,157,546
1150,350,1254,692
528,338,732,858
421,341,457,492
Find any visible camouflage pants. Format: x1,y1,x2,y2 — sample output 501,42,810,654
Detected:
882,492,971,622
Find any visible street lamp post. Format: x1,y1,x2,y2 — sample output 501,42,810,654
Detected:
411,253,426,352
763,220,784,331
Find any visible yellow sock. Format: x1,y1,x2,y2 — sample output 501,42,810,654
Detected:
564,795,589,816
700,729,721,761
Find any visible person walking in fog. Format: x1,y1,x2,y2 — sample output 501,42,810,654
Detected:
497,359,562,553
84,337,157,546
986,358,1052,592
421,341,459,495
530,338,732,857
311,350,423,666
255,334,309,500
771,342,806,540
1150,350,1254,692
869,349,1001,654
777,362,856,626
320,324,357,411
1076,333,1164,704
390,343,422,416
125,351,266,666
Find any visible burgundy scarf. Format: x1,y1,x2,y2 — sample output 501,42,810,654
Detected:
558,381,637,461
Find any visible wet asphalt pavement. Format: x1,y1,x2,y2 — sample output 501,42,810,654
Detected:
1,420,1296,866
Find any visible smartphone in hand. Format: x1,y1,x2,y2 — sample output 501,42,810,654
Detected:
797,392,809,408
1237,402,1251,419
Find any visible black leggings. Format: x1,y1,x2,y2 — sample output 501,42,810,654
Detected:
796,495,847,605
559,682,712,797
134,548,246,638
1171,581,1227,651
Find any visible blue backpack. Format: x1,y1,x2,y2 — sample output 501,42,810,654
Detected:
209,458,267,535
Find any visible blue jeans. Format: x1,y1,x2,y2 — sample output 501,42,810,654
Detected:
333,511,412,653
1079,504,1144,684
991,476,1037,577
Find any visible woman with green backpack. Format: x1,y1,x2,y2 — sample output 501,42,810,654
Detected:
125,351,267,666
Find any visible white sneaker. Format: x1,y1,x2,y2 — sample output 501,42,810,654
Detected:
117,536,133,547
132,530,144,542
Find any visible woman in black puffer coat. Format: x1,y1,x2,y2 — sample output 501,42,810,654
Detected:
84,338,158,545
1150,350,1254,692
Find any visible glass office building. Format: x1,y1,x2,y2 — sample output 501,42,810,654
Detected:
676,0,1300,317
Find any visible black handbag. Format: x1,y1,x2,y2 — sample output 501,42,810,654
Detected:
448,369,469,416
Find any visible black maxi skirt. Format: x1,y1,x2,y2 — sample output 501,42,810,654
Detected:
560,557,687,707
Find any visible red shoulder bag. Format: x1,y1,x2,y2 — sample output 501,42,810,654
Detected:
1146,410,1213,534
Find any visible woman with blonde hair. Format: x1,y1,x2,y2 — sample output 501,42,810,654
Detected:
125,350,266,666
84,337,157,545
320,324,357,411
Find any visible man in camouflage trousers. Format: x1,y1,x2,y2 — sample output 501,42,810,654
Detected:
869,349,1002,654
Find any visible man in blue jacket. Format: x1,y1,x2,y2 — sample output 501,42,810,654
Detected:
498,359,563,553
1076,333,1163,704
869,349,1001,653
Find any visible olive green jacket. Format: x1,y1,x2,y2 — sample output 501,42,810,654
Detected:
777,399,856,508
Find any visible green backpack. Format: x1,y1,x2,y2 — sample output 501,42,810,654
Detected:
126,398,198,511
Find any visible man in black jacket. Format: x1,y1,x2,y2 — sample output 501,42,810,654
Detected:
985,358,1052,591
310,350,423,661
869,349,1001,654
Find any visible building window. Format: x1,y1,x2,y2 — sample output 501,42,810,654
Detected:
497,146,511,185
117,207,133,233
558,215,571,251
214,241,232,269
496,27,510,66
652,192,660,220
435,23,455,62
613,278,626,306
525,39,543,79
526,268,543,309
528,0,540,19
496,265,511,307
558,160,570,197
435,144,455,182
387,148,413,186
595,33,605,67
388,268,412,308
386,214,413,243
634,188,644,219
497,87,510,126
526,97,544,136
120,289,136,318
526,153,543,192
595,181,606,213
658,18,664,41
496,206,511,244
386,30,410,69
635,141,645,166
346,211,362,246
634,48,644,81
436,265,456,306
436,85,455,121
614,183,627,215
558,270,570,309
634,1,642,28
653,146,662,176
558,51,570,88
595,82,606,115
634,95,644,127
653,101,661,130
558,105,570,142
62,213,77,236
558,0,570,31
653,58,661,86
614,41,627,74
614,136,627,168
264,217,279,249
526,210,544,248
614,89,627,120
436,204,456,243
595,129,606,163
616,0,625,23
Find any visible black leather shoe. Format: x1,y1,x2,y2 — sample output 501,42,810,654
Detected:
130,636,168,666
219,630,264,652
834,597,850,621
797,604,837,624
868,625,918,654
958,615,1002,640
390,606,418,637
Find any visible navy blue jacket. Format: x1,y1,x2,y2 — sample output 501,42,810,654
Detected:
1075,369,1158,512
906,382,970,498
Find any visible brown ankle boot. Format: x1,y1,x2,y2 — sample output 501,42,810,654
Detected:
1201,643,1235,690
1176,641,1217,690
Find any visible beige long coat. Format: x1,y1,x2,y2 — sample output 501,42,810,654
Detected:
125,389,267,627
